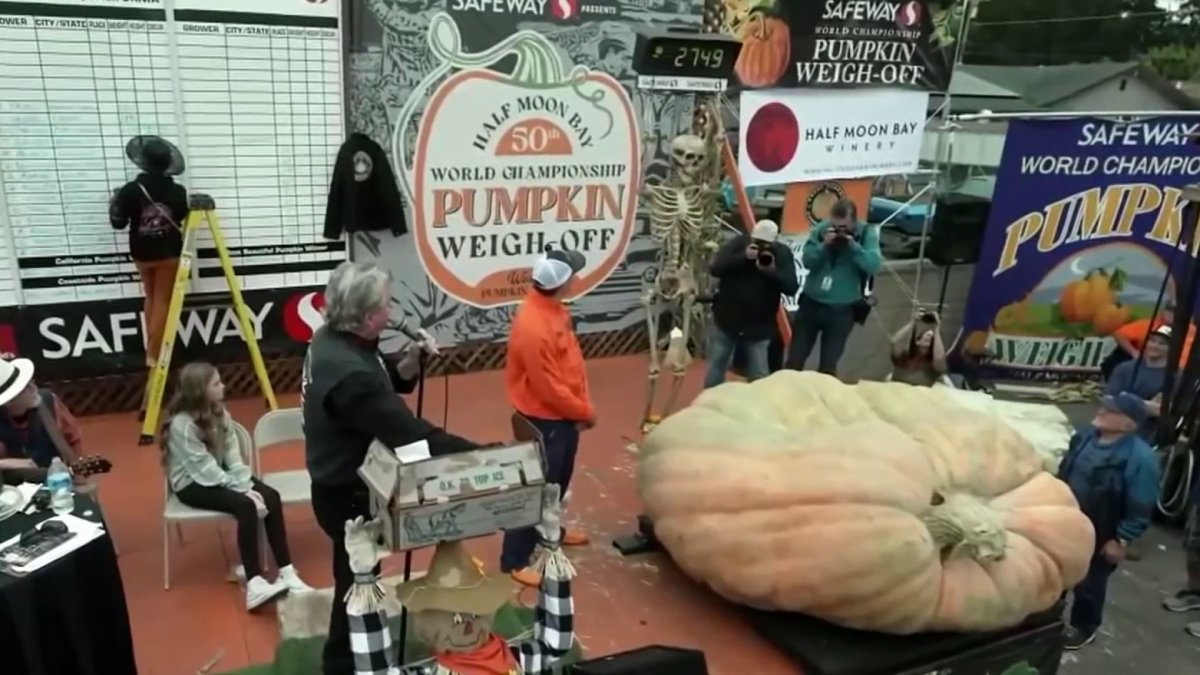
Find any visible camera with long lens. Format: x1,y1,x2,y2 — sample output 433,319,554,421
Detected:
757,248,775,267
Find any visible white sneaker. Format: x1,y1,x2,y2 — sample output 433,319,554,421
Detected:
227,564,246,584
277,564,313,593
245,575,287,611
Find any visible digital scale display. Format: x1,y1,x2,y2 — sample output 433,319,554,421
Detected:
633,31,741,80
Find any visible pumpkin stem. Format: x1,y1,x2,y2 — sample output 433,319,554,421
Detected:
920,492,1007,563
751,12,767,40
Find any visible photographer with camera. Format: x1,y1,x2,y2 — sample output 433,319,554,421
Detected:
705,220,799,388
890,309,948,387
786,199,882,376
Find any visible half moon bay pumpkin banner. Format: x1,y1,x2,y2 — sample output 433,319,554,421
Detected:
403,14,641,309
721,0,966,91
958,116,1200,381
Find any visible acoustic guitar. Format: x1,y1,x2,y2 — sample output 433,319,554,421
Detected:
0,454,112,487
70,455,113,479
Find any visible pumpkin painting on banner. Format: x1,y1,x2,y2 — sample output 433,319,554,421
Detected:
343,1,702,350
959,116,1200,381
407,15,640,308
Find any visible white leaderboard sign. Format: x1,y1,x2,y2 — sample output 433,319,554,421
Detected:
0,0,346,307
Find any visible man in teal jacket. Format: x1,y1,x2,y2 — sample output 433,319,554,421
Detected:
785,200,882,375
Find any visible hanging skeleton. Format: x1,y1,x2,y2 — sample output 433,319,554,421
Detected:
640,96,727,431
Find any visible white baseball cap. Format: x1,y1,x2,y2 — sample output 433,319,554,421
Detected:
531,249,585,291
751,219,779,242
0,356,35,407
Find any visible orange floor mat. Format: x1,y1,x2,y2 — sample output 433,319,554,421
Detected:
84,355,797,675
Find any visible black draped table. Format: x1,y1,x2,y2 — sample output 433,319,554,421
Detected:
0,494,138,675
745,600,1066,675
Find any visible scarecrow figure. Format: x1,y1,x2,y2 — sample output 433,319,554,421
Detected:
344,485,576,674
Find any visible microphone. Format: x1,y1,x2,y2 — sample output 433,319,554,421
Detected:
396,323,440,356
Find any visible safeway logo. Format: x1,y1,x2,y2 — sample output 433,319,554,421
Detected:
549,0,576,20
283,291,326,343
896,1,922,27
0,323,16,355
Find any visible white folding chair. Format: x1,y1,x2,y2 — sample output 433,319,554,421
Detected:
161,420,253,590
252,408,310,505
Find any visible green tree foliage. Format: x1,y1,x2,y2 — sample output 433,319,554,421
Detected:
964,0,1169,65
1144,43,1200,81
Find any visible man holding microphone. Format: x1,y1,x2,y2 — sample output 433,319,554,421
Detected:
302,261,484,675
502,248,595,586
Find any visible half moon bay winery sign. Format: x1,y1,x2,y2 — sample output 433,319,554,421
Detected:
405,15,639,308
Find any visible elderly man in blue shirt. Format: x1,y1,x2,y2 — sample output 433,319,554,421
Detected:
1058,392,1161,650
1104,324,1170,440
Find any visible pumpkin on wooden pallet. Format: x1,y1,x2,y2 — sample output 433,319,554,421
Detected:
638,372,1095,635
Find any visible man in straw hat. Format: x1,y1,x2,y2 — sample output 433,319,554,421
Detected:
343,485,576,674
0,354,84,484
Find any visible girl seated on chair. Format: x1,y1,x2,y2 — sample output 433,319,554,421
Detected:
890,310,948,387
161,361,311,610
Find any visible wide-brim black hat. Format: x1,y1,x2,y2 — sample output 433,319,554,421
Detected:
125,135,186,176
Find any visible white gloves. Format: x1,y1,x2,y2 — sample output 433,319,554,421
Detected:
344,516,388,576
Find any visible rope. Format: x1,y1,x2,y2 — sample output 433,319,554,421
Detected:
1157,437,1195,520
1046,381,1105,403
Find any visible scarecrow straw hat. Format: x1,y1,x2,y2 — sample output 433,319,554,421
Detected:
396,541,512,616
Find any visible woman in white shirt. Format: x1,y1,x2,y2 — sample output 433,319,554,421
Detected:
162,362,311,610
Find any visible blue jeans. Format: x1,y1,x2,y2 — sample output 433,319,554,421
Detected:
786,296,856,375
704,325,770,389
1070,555,1117,635
500,417,580,572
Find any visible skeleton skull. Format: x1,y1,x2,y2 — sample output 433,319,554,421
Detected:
671,135,707,185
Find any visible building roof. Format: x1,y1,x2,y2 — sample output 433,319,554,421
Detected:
962,62,1139,106
959,62,1199,111
948,69,1023,99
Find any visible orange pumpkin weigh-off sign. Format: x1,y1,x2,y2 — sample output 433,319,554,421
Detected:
411,68,641,309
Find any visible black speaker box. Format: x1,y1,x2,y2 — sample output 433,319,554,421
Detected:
570,646,709,675
927,196,991,266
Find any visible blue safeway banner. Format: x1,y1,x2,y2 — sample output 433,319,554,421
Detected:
958,116,1200,381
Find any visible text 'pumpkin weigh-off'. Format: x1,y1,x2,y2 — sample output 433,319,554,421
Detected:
638,372,1095,635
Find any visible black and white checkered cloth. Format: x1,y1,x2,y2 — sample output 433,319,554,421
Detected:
347,605,400,675
347,577,575,675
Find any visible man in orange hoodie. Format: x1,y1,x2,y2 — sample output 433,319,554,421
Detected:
502,248,595,586
1102,300,1195,379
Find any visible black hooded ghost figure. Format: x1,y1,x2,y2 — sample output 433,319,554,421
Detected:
323,133,407,240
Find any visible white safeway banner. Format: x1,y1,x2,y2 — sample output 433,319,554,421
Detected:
738,88,930,187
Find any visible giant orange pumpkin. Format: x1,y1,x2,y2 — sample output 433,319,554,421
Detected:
639,372,1095,634
735,15,791,88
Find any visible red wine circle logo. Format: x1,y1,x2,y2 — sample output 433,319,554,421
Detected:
283,291,326,343
897,1,922,27
744,102,800,174
550,0,577,20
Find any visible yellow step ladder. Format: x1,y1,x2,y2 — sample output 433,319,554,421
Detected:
138,193,278,445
